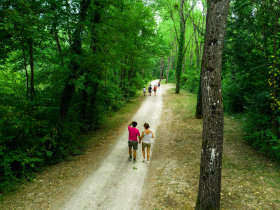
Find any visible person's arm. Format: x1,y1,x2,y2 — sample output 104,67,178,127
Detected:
138,131,143,144
128,122,133,127
151,131,154,138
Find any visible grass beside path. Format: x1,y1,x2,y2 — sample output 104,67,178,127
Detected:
141,83,280,210
0,87,148,210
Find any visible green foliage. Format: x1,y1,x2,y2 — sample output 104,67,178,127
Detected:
0,0,158,193
181,69,200,93
222,0,280,162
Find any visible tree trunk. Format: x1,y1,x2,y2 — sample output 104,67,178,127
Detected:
160,57,163,80
195,0,230,209
200,8,206,61
166,56,171,83
28,38,34,102
193,20,200,69
175,0,185,93
272,5,278,128
21,40,29,100
60,0,90,120
182,54,185,73
161,58,165,80
54,31,62,54
128,58,134,83
195,76,202,119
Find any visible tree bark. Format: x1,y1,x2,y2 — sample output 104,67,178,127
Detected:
21,39,29,100
193,20,200,69
160,57,163,80
166,56,171,83
175,0,185,93
28,38,34,102
195,76,202,119
60,0,90,120
200,8,206,61
182,54,185,73
195,0,230,209
272,4,278,128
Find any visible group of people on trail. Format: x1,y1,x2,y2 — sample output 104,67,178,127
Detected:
127,121,154,164
143,81,160,96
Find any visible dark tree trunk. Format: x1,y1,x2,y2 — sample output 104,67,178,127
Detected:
54,31,62,54
195,7,206,119
162,58,165,80
81,0,101,126
195,76,202,119
160,57,163,80
193,20,200,69
182,54,185,73
175,0,185,93
195,0,230,209
59,0,90,120
21,40,29,100
166,56,170,83
28,38,34,102
128,56,134,83
272,5,278,128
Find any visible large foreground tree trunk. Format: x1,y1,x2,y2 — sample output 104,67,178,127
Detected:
195,0,230,209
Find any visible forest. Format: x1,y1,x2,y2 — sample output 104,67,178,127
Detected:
0,0,279,201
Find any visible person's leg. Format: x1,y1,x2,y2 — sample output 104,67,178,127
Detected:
132,141,138,161
142,145,145,160
133,150,136,160
129,147,132,157
147,147,151,162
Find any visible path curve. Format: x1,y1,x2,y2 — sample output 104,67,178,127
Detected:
59,80,164,210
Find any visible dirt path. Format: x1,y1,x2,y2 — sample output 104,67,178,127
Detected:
2,82,280,210
55,80,163,210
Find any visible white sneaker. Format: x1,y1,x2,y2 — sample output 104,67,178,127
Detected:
143,159,146,162
146,161,150,164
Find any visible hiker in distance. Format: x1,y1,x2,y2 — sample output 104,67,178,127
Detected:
128,121,140,163
139,123,154,164
148,84,152,96
143,87,146,96
154,85,157,96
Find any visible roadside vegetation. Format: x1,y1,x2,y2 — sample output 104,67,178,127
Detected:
0,87,149,209
142,84,280,210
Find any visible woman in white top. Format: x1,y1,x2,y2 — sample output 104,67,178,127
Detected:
139,123,154,163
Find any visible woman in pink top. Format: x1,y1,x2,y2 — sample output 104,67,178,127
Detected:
128,121,140,163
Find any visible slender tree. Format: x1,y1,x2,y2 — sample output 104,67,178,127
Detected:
175,0,185,93
195,0,230,209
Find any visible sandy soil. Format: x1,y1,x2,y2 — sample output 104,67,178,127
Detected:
55,80,163,210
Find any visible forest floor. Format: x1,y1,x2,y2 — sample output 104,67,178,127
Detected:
1,82,280,210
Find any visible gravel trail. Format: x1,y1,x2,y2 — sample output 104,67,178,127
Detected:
59,80,163,210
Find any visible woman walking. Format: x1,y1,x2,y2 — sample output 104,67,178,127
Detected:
139,123,154,163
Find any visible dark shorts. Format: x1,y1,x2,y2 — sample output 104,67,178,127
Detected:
128,141,138,150
154,89,156,92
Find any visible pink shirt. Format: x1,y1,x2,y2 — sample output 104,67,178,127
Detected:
128,126,140,141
